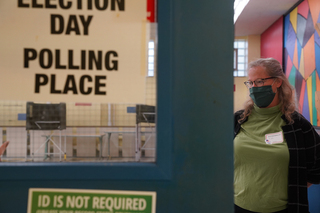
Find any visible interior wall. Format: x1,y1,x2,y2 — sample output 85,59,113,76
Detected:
234,77,248,112
261,17,284,64
248,35,261,63
234,35,261,112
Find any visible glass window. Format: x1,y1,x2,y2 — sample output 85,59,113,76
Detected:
148,41,156,77
0,2,158,164
234,39,248,77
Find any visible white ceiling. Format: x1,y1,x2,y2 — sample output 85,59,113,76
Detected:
234,0,301,36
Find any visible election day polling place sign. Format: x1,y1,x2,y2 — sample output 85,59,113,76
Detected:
27,188,157,213
0,0,147,103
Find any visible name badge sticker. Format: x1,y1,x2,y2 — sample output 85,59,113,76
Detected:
265,131,283,144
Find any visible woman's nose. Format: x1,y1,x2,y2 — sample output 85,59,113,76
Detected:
252,81,258,87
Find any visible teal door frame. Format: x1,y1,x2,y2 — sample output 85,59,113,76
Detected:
0,0,234,212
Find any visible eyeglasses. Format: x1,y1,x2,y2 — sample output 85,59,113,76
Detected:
244,77,276,88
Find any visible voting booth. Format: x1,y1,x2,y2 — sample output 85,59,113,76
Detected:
135,104,156,161
26,102,66,161
26,102,66,130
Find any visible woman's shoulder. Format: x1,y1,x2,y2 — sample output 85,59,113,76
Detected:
290,111,314,128
291,111,308,121
234,110,245,125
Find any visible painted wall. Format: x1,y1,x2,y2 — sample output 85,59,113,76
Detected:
284,0,320,126
261,17,284,64
277,1,320,212
247,35,261,63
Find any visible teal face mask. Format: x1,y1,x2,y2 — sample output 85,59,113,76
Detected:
249,85,275,108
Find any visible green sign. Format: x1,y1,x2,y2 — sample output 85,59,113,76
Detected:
27,188,156,213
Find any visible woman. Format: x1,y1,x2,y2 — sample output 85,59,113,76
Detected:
234,58,320,213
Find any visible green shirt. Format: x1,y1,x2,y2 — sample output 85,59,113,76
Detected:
234,105,289,212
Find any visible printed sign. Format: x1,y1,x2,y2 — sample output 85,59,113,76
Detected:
0,0,147,103
27,188,156,213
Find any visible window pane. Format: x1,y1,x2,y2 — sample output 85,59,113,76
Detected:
148,41,154,48
234,71,238,76
148,71,154,76
238,56,245,63
148,50,154,56
238,49,245,56
238,64,245,70
238,41,245,48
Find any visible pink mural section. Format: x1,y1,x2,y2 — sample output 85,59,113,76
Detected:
261,17,283,65
284,0,320,125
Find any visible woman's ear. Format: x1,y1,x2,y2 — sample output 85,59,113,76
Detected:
276,78,283,88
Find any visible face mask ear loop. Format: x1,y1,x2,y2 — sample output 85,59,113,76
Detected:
271,78,277,93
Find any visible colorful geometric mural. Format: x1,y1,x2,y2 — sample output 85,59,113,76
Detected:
284,0,320,125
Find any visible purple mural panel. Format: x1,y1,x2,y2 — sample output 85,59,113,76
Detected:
295,67,304,102
286,22,297,63
284,14,291,49
302,11,316,47
302,82,310,121
284,48,289,74
315,29,320,47
297,37,302,68
297,14,307,46
284,48,293,78
315,42,320,77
